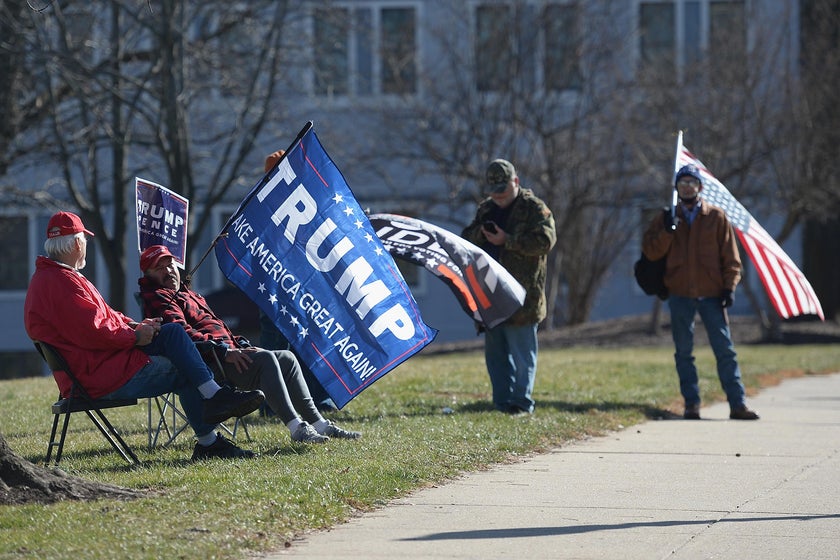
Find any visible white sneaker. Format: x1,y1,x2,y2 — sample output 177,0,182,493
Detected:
321,420,361,440
291,422,329,444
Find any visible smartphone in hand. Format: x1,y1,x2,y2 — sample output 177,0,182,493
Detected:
483,221,498,233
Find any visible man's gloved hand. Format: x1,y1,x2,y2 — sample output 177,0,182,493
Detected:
662,208,677,232
721,289,734,308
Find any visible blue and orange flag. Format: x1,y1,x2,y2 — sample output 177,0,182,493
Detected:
214,122,436,408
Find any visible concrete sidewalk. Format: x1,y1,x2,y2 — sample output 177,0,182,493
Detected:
270,373,840,559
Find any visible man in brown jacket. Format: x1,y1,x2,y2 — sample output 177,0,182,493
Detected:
643,164,759,421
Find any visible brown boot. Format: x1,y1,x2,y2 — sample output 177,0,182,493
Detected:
683,404,701,420
729,405,759,420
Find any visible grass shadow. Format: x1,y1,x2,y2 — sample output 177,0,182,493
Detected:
539,399,679,420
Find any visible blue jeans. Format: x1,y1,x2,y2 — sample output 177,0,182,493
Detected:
102,323,217,437
668,296,746,409
484,323,538,413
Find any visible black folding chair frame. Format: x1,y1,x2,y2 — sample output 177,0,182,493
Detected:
35,340,141,467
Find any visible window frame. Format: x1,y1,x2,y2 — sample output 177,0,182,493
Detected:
635,0,748,79
472,1,584,94
310,1,421,100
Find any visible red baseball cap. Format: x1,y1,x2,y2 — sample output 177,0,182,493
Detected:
140,245,175,271
46,211,95,239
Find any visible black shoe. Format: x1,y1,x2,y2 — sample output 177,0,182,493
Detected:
202,386,265,425
191,433,255,461
506,405,531,416
730,405,759,420
684,404,701,420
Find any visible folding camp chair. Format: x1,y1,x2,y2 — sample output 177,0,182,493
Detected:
147,390,190,450
35,340,140,467
145,341,250,449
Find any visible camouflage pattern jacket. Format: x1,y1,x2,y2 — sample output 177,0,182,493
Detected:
462,188,556,326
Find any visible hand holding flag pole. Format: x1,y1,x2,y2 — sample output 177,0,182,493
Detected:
183,122,315,285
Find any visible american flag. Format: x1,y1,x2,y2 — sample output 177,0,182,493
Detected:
674,134,824,320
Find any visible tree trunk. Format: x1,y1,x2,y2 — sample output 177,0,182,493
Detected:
646,298,663,335
0,433,141,505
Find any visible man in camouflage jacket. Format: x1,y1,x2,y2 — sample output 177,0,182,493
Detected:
462,159,556,414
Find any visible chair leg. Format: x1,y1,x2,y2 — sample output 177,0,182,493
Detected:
161,416,190,448
158,394,190,448
147,392,251,448
232,416,252,442
149,396,171,450
85,410,140,465
45,412,64,466
147,393,193,449
54,411,73,466
147,397,154,451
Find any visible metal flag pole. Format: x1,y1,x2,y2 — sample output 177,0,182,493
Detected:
185,120,314,282
669,130,683,232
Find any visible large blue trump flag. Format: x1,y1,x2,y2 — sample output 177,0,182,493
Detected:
215,123,436,408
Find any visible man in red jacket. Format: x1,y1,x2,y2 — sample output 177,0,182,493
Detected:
137,245,361,444
24,212,265,460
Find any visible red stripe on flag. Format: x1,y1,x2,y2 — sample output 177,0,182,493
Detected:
677,139,824,320
738,230,793,318
737,229,823,319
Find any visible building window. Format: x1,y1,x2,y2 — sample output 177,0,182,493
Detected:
314,7,351,96
637,0,746,78
0,216,30,290
312,4,417,97
709,1,746,75
0,213,97,293
475,4,514,92
381,8,417,94
543,3,582,91
474,2,582,93
639,2,676,72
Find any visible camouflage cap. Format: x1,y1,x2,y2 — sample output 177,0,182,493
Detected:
485,159,516,193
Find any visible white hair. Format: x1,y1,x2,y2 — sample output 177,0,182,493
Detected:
44,232,84,258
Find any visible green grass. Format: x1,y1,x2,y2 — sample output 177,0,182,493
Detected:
1,343,839,559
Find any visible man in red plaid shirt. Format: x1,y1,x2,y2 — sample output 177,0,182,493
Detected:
137,245,361,444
